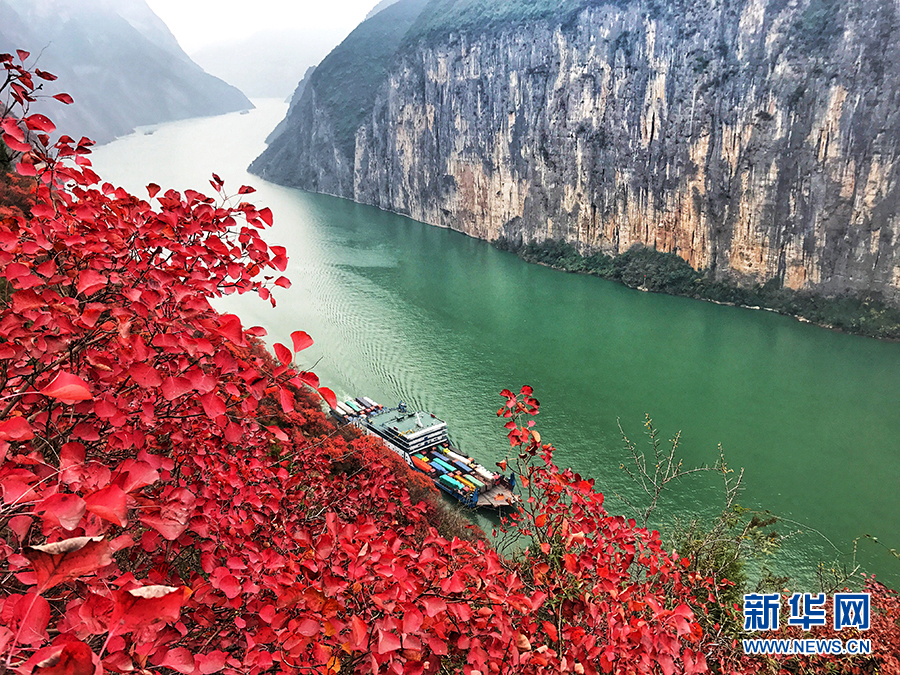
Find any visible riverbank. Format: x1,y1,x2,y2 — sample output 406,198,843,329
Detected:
495,238,900,341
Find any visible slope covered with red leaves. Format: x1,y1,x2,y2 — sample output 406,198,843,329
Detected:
1,50,897,675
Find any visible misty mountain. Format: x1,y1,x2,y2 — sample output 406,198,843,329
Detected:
0,0,252,144
365,0,402,20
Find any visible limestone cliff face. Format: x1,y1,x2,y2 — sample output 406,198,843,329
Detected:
251,0,900,300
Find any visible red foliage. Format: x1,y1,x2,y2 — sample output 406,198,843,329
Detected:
1,50,897,675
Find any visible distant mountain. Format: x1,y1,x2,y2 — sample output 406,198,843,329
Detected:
365,0,401,20
0,0,252,144
191,29,336,99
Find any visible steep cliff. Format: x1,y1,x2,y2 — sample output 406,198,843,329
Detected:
251,0,900,302
0,0,252,144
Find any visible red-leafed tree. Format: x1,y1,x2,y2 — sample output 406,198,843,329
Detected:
1,49,897,675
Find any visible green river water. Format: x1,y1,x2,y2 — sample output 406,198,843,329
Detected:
91,100,900,589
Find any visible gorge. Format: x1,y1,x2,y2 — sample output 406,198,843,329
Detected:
251,0,900,308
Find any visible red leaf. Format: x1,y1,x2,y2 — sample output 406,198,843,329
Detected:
258,207,273,226
0,416,34,441
24,114,55,134
34,68,58,81
271,245,287,271
274,342,292,365
376,629,402,654
112,585,187,633
292,371,319,389
161,376,193,400
402,609,423,635
31,639,95,675
267,426,289,442
1,118,23,140
129,363,162,388
200,392,226,419
274,276,291,288
658,655,675,675
9,515,32,542
317,387,337,409
25,536,113,591
139,488,194,540
16,161,37,177
40,372,92,404
16,592,51,645
159,647,195,674
196,651,227,674
238,185,256,194
76,269,106,295
279,388,294,414
671,603,695,636
349,615,368,650
52,93,74,105
16,49,30,61
147,183,160,199
85,486,128,527
541,620,558,642
37,493,86,530
421,596,447,617
215,572,242,600
683,648,707,675
3,133,31,152
116,459,159,493
440,571,465,594
217,314,246,345
291,330,313,352
297,618,320,637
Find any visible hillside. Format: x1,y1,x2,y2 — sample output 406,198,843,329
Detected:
251,0,900,310
0,0,251,144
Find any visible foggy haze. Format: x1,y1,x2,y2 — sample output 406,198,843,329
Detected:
144,0,396,97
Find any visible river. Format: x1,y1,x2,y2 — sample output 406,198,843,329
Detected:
91,100,900,589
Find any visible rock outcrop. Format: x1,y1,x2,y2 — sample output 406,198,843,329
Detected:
251,0,900,301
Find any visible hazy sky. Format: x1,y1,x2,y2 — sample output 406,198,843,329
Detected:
144,0,382,53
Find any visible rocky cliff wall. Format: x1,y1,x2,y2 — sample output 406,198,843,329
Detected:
251,0,900,301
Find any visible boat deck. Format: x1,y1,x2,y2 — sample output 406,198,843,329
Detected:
476,483,518,508
368,408,446,436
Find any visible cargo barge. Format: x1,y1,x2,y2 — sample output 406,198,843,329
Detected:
331,397,519,509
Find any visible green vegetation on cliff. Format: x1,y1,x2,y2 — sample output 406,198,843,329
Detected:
308,0,430,158
407,0,592,39
497,238,900,340
303,0,593,159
